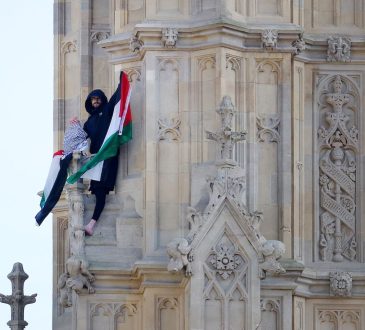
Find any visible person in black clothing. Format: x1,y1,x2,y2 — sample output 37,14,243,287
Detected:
70,89,119,235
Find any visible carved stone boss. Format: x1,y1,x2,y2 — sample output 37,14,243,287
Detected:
262,29,278,50
327,37,351,62
58,152,95,308
0,263,37,330
318,76,358,262
330,272,352,296
162,28,178,48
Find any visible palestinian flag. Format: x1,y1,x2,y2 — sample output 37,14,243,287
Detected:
35,151,72,225
67,71,132,184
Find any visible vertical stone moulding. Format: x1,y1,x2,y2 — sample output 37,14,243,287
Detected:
255,59,281,241
157,58,181,249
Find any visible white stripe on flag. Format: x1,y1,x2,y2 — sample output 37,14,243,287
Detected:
119,87,132,135
43,155,62,201
81,160,104,181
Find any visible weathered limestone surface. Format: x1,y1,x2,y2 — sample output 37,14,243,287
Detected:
53,1,365,329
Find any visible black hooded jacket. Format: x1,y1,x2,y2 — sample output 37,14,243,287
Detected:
83,89,119,193
83,89,111,154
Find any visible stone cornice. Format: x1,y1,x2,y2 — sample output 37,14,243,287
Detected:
98,19,365,64
87,260,186,294
99,19,302,63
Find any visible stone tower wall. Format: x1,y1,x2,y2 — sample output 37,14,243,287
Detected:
53,1,365,329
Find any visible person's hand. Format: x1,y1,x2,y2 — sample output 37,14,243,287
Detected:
69,116,80,124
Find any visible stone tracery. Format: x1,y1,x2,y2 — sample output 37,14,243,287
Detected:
318,75,358,262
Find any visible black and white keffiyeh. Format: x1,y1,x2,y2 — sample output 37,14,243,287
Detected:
63,121,88,155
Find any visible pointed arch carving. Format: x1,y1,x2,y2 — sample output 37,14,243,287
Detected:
156,297,180,330
198,55,216,71
261,298,282,330
61,40,77,55
256,59,282,80
124,67,141,83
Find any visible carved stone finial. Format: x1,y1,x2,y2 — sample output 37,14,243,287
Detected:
261,29,278,50
292,33,306,54
166,238,193,276
129,35,143,53
330,272,352,296
0,263,37,330
206,96,246,162
327,36,351,62
162,28,178,48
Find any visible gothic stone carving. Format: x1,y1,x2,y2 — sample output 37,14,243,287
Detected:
90,30,110,43
261,29,278,50
61,40,77,54
259,239,286,276
206,96,246,161
202,232,249,329
261,298,281,329
207,242,244,280
129,35,143,53
292,33,306,55
327,37,351,62
318,76,358,262
158,117,181,141
318,309,360,329
166,238,192,276
162,28,178,48
330,272,352,296
256,114,280,143
90,302,138,328
58,256,95,307
59,152,95,307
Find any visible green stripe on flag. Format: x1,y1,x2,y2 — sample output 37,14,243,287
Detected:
40,193,46,208
67,122,132,184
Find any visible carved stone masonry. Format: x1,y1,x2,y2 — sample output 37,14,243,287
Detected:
327,36,351,62
318,76,358,262
129,35,143,53
90,30,110,43
292,33,306,55
259,239,286,276
261,29,278,50
206,96,246,162
158,117,181,141
330,272,352,296
162,28,178,48
207,243,244,280
58,152,95,308
256,114,280,143
0,263,37,330
166,238,193,276
185,97,286,278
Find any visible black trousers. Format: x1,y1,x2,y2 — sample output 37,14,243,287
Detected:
92,188,108,221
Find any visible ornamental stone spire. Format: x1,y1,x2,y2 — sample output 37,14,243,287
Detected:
0,263,37,330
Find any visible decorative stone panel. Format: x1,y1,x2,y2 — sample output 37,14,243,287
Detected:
317,75,359,262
